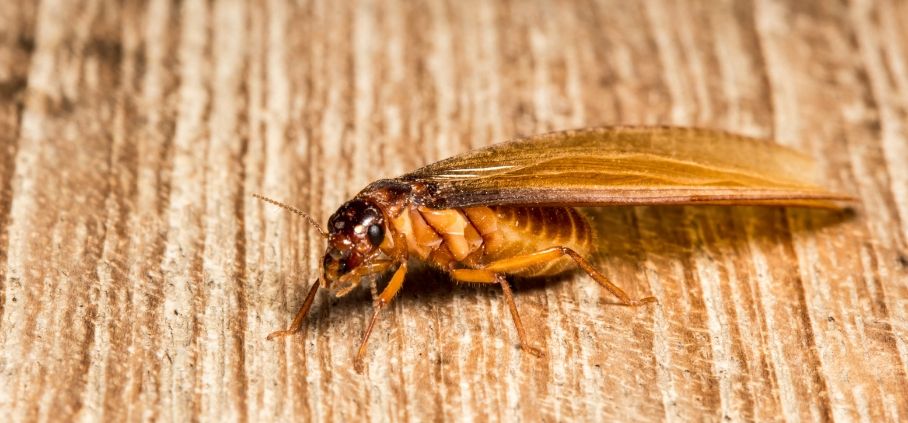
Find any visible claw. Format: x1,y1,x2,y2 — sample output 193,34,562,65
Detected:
628,296,658,307
266,329,298,341
522,345,545,358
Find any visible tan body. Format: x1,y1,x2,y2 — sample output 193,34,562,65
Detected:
262,126,850,372
388,205,592,278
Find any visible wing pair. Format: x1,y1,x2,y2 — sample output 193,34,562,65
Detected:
400,126,851,209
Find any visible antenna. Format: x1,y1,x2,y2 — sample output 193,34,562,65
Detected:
252,193,328,238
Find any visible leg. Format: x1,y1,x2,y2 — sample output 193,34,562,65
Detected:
354,261,408,373
449,269,544,357
332,260,394,297
267,261,393,340
481,247,657,306
267,278,322,340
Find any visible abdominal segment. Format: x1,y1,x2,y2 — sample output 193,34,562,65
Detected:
475,206,592,277
390,204,593,277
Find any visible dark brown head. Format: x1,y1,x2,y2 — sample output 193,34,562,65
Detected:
322,199,388,293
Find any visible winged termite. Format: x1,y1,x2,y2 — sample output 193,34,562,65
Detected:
258,126,852,372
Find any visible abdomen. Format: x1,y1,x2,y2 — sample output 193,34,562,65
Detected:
392,204,593,277
464,206,593,277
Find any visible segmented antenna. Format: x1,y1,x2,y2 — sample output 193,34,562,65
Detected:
252,193,328,238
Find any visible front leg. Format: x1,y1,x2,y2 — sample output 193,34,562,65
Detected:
354,261,408,373
267,261,393,340
266,278,322,340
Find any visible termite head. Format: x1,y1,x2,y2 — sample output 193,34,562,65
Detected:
322,199,387,294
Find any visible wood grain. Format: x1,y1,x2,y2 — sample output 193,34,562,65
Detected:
1,0,906,422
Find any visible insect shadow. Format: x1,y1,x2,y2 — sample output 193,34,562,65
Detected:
587,205,854,256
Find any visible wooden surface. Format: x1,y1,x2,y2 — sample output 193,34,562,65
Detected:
1,0,907,422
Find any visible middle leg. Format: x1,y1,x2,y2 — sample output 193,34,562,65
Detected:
449,268,544,357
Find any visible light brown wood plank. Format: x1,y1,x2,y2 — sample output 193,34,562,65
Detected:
0,0,906,421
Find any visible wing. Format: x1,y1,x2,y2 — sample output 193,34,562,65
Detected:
399,126,853,209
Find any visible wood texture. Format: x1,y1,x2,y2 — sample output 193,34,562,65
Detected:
0,1,906,422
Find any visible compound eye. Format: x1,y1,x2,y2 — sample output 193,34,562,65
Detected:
367,223,384,246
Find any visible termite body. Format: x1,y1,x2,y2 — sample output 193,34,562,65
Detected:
259,126,852,372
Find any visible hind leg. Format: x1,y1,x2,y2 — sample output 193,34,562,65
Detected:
462,246,657,306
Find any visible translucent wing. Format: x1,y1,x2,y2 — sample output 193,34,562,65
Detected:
399,126,852,209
